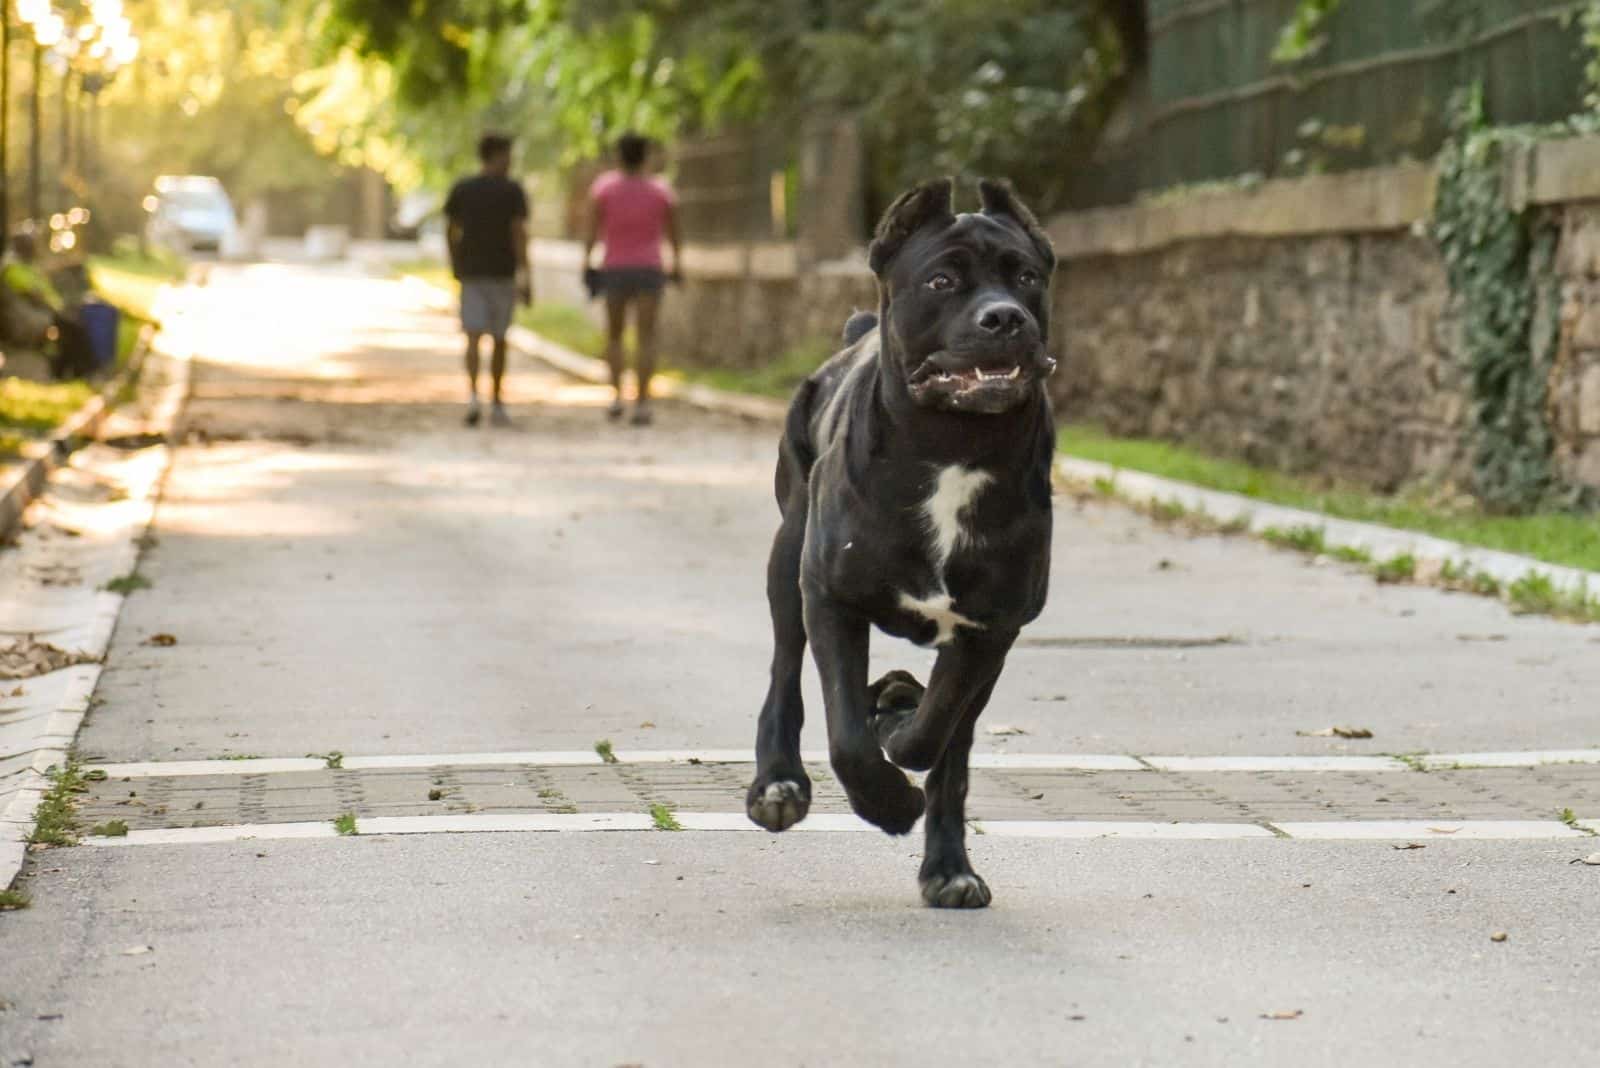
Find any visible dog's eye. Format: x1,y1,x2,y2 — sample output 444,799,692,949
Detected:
1018,269,1041,288
925,272,956,291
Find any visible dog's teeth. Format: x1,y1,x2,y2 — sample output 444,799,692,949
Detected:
1007,367,1021,380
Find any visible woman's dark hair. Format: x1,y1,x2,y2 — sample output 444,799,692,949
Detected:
478,133,513,163
617,132,650,170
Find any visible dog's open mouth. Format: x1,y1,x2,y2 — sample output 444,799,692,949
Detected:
907,353,1050,412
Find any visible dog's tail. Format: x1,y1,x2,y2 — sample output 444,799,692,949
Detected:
842,310,878,346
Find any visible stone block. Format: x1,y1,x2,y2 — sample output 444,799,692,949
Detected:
1580,363,1600,435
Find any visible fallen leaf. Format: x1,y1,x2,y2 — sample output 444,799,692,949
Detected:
120,944,153,956
639,721,656,729
144,634,178,647
1296,726,1373,739
1029,791,1045,800
1489,931,1508,943
985,724,1027,736
1260,1010,1303,1021
1393,843,1426,851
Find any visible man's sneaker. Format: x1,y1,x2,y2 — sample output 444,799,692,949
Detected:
465,398,482,426
606,399,625,422
490,401,512,428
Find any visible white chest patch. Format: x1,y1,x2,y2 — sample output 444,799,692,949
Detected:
902,465,993,646
898,590,982,647
922,465,993,572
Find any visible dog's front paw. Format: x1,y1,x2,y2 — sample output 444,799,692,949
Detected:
746,775,811,832
920,870,992,909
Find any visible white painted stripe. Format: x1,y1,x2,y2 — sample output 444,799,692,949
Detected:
1420,749,1600,770
80,748,1600,780
1269,820,1587,840
969,753,1147,771
340,751,604,770
1143,756,1409,772
87,814,1596,845
85,822,338,846
974,820,1275,840
91,758,327,778
359,813,652,834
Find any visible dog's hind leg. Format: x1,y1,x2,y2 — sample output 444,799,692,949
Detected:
872,630,1014,772
805,596,925,835
919,685,993,908
746,508,813,832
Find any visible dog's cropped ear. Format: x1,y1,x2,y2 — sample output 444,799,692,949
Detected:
978,178,1055,271
868,177,955,276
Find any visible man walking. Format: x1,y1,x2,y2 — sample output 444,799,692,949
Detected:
444,133,531,426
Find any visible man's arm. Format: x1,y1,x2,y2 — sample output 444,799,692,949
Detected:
513,216,532,304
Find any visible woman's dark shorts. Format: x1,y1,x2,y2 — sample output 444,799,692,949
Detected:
599,267,666,298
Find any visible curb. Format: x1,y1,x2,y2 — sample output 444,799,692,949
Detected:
0,327,190,889
0,321,158,544
1058,456,1600,605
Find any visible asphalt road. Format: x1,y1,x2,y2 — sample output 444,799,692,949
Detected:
3,261,1597,1066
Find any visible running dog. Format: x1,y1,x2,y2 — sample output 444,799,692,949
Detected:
746,178,1057,908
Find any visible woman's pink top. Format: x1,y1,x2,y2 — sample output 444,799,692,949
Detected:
589,171,675,269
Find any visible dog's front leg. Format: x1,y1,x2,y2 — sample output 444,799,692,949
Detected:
920,686,992,908
873,630,1015,772
804,592,925,835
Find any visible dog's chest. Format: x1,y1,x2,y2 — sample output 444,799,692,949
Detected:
896,465,992,645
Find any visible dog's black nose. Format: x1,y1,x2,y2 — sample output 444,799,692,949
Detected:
975,303,1027,337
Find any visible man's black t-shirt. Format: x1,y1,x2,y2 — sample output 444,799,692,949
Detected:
443,174,529,279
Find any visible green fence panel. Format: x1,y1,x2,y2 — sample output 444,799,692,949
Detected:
1069,0,1589,208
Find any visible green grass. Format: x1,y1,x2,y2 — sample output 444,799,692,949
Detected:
103,572,151,594
88,819,129,838
517,301,606,357
649,802,683,831
89,251,182,325
672,335,837,399
0,889,30,910
1373,553,1418,585
1059,423,1600,573
594,739,618,765
28,762,90,846
0,378,93,436
1261,524,1326,555
333,812,358,836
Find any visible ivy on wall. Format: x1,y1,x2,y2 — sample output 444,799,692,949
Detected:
1431,90,1588,514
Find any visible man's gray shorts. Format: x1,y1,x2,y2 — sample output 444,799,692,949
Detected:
460,278,516,337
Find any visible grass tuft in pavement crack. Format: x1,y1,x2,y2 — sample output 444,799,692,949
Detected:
1262,524,1326,555
1373,553,1417,585
649,802,682,831
0,889,30,910
103,571,152,594
28,761,90,846
1560,808,1579,828
1391,753,1430,773
333,812,358,836
89,819,129,838
594,739,618,764
307,750,344,769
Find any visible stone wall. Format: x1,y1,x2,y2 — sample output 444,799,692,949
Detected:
1052,233,1465,492
1552,204,1600,489
535,143,1600,496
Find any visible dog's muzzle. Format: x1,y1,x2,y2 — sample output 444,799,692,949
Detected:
906,344,1056,414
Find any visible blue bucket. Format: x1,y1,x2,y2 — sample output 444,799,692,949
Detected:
78,299,120,372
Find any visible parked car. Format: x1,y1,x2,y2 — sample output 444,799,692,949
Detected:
144,175,237,254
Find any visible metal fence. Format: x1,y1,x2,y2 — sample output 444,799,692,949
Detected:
1068,0,1590,208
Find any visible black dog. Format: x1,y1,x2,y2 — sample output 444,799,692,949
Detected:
746,178,1056,908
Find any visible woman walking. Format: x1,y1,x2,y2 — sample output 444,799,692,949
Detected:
583,132,682,425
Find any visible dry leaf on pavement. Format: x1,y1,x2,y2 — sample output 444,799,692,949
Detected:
1296,726,1373,739
1260,1010,1303,1020
985,724,1027,736
145,633,178,647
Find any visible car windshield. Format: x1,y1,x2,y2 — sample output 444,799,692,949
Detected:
162,189,229,212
